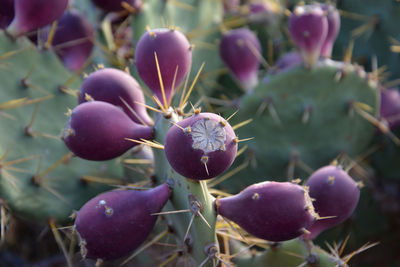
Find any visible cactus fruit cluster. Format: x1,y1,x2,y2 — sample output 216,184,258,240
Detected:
1,0,399,266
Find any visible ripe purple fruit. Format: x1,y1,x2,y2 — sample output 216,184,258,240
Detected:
289,5,328,67
7,0,68,36
380,88,400,130
63,101,153,161
135,28,192,104
0,0,14,29
216,181,317,242
42,10,94,71
164,112,237,180
91,0,142,13
75,184,170,260
78,68,153,126
219,28,261,91
304,165,360,239
319,3,340,58
272,51,303,74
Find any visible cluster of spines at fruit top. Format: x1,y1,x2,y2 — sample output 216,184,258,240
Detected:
60,18,367,265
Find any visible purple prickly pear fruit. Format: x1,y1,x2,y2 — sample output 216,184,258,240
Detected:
304,165,360,239
272,51,303,74
42,10,94,71
247,2,276,24
380,88,400,130
135,28,192,104
63,101,153,161
319,3,340,58
216,181,317,242
78,68,153,126
75,184,170,260
289,5,328,67
0,0,14,29
219,28,261,91
7,0,68,36
164,112,237,180
91,0,142,13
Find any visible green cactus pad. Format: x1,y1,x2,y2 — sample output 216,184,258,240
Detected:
0,33,123,224
224,60,378,190
234,239,335,267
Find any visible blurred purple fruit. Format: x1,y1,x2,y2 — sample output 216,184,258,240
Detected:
92,0,142,13
63,101,153,161
0,0,14,29
380,88,400,130
319,3,340,58
272,51,303,74
305,165,360,239
78,68,153,126
220,28,261,91
164,112,237,180
217,181,317,241
135,28,192,104
42,10,94,71
7,0,68,35
289,5,328,67
75,184,170,260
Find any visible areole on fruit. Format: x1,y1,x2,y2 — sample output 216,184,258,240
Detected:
164,112,237,180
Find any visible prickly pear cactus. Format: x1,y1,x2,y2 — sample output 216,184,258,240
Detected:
0,32,123,224
224,60,379,190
